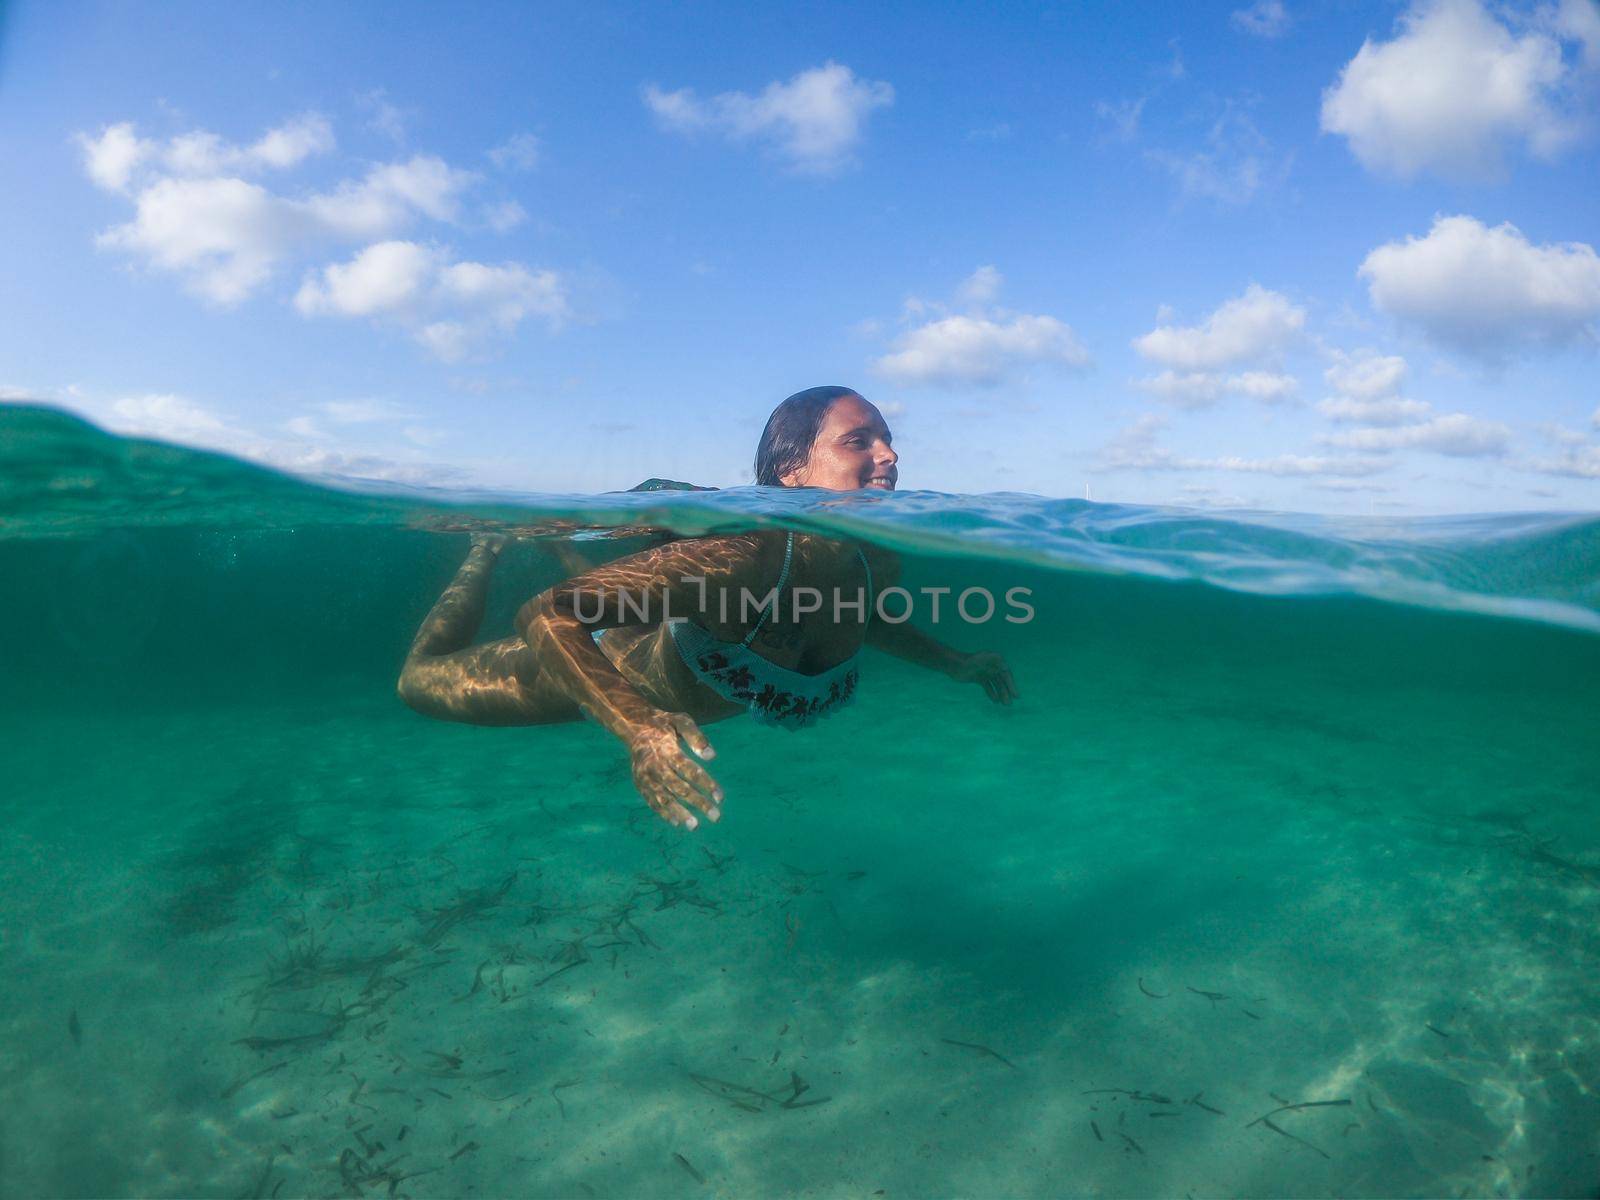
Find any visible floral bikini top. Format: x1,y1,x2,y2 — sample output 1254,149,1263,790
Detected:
668,532,873,730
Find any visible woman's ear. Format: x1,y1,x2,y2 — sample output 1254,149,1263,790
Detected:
780,466,806,487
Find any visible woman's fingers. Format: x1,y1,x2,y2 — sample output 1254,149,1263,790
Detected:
676,752,724,803
638,758,720,830
661,762,719,821
629,714,722,830
652,740,720,816
672,762,723,820
669,713,716,761
646,780,697,825
977,661,1017,705
657,793,698,829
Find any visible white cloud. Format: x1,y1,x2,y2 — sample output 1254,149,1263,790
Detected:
267,444,470,484
1093,98,1145,142
78,390,463,485
78,123,149,192
318,399,416,424
1188,453,1385,476
1167,41,1187,81
643,61,894,174
1140,371,1226,407
110,393,236,442
1532,443,1600,476
438,259,567,333
78,115,334,192
294,240,437,317
1230,370,1299,402
871,269,1088,387
99,157,476,307
1133,284,1306,370
1321,412,1512,456
1320,0,1594,181
1100,413,1172,468
874,315,1088,387
1554,0,1600,66
1175,484,1253,508
302,156,477,235
1145,107,1284,205
483,199,528,232
285,397,424,440
358,89,408,144
1318,396,1435,425
488,133,541,171
958,265,1003,305
1233,0,1291,37
1315,344,1512,456
97,176,305,305
1324,352,1407,399
1317,351,1428,423
415,323,476,362
1148,148,1263,204
1315,343,1512,455
85,111,480,307
1313,480,1396,493
1528,415,1600,481
235,114,335,170
296,240,568,361
1139,369,1298,408
1538,420,1592,445
1101,414,1385,476
1359,215,1600,357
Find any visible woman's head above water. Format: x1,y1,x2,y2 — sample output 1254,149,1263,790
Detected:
754,386,899,491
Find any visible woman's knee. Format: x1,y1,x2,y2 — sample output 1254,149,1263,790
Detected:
396,657,439,714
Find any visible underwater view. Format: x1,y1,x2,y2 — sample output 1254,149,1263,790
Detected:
2,407,1598,1198
7,0,1600,1193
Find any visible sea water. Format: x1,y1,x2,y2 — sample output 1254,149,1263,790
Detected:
1,405,1597,1199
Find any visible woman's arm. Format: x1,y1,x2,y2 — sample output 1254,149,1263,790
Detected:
865,621,1018,705
514,534,778,828
865,619,969,676
861,546,1018,705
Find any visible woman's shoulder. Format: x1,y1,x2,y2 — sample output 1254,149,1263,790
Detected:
630,530,787,585
786,534,902,586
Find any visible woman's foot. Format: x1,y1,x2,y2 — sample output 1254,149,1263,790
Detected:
471,532,510,557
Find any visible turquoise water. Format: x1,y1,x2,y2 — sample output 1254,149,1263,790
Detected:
2,406,1598,1198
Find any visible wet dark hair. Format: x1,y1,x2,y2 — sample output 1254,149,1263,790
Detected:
754,386,862,487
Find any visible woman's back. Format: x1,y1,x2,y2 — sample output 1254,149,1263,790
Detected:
590,531,881,726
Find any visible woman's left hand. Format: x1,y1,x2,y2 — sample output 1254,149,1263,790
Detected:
950,651,1018,705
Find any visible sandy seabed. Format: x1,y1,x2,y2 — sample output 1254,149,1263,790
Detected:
2,657,1597,1199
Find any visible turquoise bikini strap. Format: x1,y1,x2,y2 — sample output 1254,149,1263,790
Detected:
741,532,794,647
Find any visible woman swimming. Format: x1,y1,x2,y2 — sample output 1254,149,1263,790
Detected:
397,386,1018,829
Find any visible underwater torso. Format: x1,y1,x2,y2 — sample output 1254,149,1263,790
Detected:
593,532,874,729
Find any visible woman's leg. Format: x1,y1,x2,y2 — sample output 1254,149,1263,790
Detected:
407,534,505,658
397,536,583,727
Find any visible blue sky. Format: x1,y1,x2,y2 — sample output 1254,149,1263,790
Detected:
2,0,1597,512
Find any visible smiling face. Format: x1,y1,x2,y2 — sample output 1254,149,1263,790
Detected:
779,393,899,491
